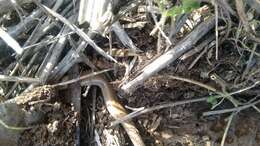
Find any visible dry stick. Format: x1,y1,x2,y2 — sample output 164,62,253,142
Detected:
228,38,260,57
111,97,208,126
40,27,69,83
49,41,88,81
8,21,43,76
8,0,61,77
166,75,217,92
111,22,140,52
121,16,215,93
33,0,117,63
181,35,215,60
0,27,23,54
246,0,260,14
0,0,32,15
114,0,143,22
10,0,26,25
235,0,260,43
66,64,81,111
52,69,113,88
24,27,71,92
149,1,172,45
5,52,40,98
203,99,260,116
0,75,40,83
219,0,236,16
9,21,56,76
111,22,140,84
0,2,56,49
242,44,257,79
112,80,260,126
220,112,235,146
91,87,97,143
23,32,75,50
214,0,219,60
0,118,32,130
20,8,74,78
188,47,208,70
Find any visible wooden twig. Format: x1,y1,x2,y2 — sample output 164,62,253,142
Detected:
111,21,140,81
112,80,260,125
0,74,40,83
166,75,217,92
0,10,42,49
111,21,140,52
0,0,32,15
39,27,69,83
220,112,235,146
121,16,215,94
111,97,208,126
65,64,81,111
246,0,260,14
235,0,260,43
242,44,257,79
0,27,23,54
49,41,88,81
5,52,41,98
203,100,260,116
181,35,214,60
33,0,118,63
214,0,219,60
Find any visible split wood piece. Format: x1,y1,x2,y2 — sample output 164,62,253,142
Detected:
121,16,215,94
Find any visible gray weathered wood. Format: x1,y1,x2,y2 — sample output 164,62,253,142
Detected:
121,17,215,94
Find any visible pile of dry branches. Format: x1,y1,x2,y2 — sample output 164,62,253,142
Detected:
0,0,259,145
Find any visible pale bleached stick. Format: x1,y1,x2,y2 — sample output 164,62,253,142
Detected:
121,16,215,94
0,27,23,54
0,74,40,83
33,0,117,63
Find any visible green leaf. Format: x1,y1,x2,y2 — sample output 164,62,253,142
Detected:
182,0,200,12
207,95,218,105
164,0,200,17
183,0,200,8
165,6,183,17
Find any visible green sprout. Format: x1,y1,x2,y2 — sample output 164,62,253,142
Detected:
156,0,200,18
206,95,218,106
